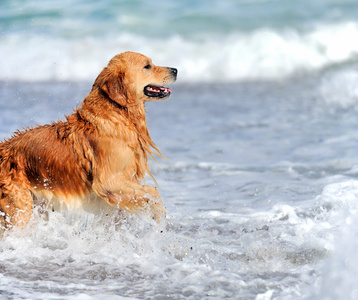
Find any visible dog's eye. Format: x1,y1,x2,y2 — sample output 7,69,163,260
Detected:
144,64,151,70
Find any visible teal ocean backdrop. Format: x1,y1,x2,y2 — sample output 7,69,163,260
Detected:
1,0,358,81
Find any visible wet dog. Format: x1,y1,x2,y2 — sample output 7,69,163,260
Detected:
0,51,177,230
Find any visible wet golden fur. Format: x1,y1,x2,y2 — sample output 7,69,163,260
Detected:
0,51,177,229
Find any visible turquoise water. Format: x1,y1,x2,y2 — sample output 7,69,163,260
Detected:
1,0,358,81
1,0,358,36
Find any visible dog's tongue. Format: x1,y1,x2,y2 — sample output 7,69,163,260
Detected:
144,85,172,98
146,86,171,93
161,87,171,93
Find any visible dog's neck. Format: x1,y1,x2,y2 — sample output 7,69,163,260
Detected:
73,89,163,180
82,89,146,134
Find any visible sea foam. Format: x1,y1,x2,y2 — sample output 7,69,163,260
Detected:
1,22,357,82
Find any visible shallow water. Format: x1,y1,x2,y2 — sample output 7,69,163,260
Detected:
0,63,357,299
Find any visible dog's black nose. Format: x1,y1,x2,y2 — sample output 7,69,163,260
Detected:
170,68,178,78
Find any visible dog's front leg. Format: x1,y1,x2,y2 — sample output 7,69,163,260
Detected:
93,176,165,222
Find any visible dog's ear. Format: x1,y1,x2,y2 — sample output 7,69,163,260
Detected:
93,67,127,107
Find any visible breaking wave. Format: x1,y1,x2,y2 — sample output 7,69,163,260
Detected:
1,22,358,82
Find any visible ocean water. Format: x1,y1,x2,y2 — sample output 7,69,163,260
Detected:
0,0,358,299
1,0,358,82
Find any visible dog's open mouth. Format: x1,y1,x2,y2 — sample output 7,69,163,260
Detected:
144,85,171,99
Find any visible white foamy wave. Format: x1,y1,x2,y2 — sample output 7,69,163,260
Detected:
0,179,357,299
310,180,358,300
312,213,358,300
320,69,358,108
1,21,358,82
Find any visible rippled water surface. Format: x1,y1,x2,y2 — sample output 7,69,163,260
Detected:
0,67,357,299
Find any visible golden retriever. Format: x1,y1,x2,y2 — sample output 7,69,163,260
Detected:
0,51,177,230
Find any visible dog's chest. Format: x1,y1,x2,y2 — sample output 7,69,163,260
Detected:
97,137,144,176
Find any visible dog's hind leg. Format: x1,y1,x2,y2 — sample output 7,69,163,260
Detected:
0,184,33,229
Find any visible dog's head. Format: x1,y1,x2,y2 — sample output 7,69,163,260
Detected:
93,52,177,107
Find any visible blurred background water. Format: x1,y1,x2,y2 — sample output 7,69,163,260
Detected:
0,1,358,299
1,0,358,82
